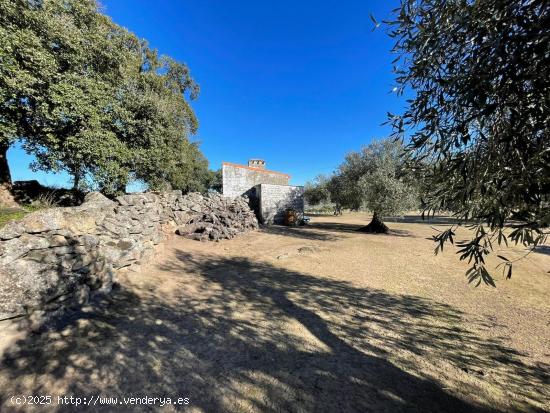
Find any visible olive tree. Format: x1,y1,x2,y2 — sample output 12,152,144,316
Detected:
387,0,549,284
304,175,331,206
304,173,364,215
305,139,418,230
337,139,418,232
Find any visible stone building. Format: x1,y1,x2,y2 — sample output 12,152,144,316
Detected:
222,159,304,224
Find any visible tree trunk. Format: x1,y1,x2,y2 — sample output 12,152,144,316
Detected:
116,182,126,195
0,142,18,208
72,171,80,191
359,212,389,233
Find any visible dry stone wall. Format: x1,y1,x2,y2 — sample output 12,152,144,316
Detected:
0,191,258,323
257,184,304,225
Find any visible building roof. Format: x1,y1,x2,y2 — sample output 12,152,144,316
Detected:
222,162,291,178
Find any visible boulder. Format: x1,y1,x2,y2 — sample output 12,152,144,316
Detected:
21,208,65,234
83,192,116,208
0,220,24,240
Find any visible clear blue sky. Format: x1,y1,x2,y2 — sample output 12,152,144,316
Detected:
9,0,404,188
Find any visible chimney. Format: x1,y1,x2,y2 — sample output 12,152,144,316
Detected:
248,159,266,169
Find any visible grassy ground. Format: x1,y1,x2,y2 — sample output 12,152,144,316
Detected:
0,204,48,228
0,213,548,412
0,207,34,228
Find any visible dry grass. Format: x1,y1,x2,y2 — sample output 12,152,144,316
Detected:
0,191,59,228
0,213,548,412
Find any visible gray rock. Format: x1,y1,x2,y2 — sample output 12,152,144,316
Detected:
60,254,76,269
83,192,116,208
22,233,51,250
0,220,24,240
143,193,157,203
52,246,74,255
63,209,100,235
49,234,68,247
53,229,72,237
129,225,145,234
76,234,100,249
72,254,93,271
25,249,58,263
0,261,69,317
102,220,123,235
120,195,136,206
115,195,129,206
22,208,65,234
0,234,50,265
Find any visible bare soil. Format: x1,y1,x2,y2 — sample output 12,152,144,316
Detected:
1,213,549,412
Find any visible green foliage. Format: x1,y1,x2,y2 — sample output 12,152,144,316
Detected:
307,139,418,220
0,208,28,228
116,46,204,194
326,173,364,212
207,169,223,193
387,0,550,284
1,0,133,190
0,204,45,228
0,0,210,196
355,139,418,217
335,139,418,218
304,175,331,206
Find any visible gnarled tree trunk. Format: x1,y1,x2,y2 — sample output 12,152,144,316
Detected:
0,142,18,208
72,171,81,192
359,211,389,233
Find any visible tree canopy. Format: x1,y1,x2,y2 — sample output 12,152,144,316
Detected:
0,0,211,197
387,0,549,284
305,139,418,231
339,139,418,232
304,175,331,207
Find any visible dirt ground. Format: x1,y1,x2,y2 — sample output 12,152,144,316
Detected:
0,213,549,412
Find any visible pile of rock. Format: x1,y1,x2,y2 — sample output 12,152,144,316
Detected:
176,193,258,241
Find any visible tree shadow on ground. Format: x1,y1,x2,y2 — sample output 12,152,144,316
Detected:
260,224,343,241
303,213,460,226
261,221,413,241
1,251,548,412
533,245,550,256
383,215,461,225
306,221,414,238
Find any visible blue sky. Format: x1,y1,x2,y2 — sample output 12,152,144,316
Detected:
9,0,404,188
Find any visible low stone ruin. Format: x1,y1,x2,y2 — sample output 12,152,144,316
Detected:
175,193,258,241
0,190,258,323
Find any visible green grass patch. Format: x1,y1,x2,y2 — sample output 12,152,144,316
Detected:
0,205,42,228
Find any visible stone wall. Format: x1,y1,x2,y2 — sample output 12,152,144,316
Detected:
0,191,257,323
222,162,290,198
256,184,304,225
